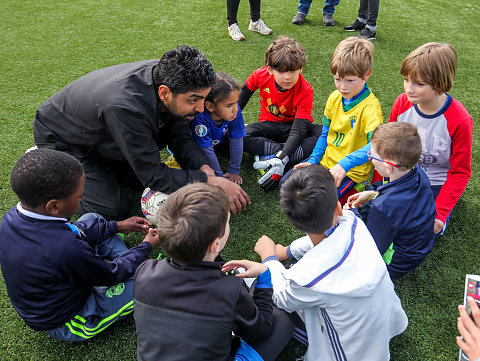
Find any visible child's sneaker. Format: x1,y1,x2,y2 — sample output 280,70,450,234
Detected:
357,27,376,40
228,23,245,41
323,13,335,26
248,19,272,35
254,155,273,176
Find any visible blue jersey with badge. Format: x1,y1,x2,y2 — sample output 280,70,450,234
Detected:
191,105,246,147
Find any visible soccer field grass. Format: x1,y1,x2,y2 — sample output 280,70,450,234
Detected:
0,0,479,359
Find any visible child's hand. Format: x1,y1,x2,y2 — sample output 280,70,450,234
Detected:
142,228,160,247
222,259,267,278
117,216,151,234
345,191,377,209
434,219,445,235
275,244,288,261
329,164,347,187
457,297,480,360
225,173,243,185
294,162,312,170
255,235,276,261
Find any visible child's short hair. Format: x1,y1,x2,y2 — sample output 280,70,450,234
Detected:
371,122,422,169
10,149,84,208
400,42,457,93
330,36,374,78
206,72,240,104
280,165,337,235
156,183,230,264
265,36,307,72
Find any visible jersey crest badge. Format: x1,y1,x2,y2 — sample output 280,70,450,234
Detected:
263,88,270,94
269,104,280,116
195,124,208,137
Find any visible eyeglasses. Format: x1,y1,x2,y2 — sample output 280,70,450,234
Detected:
367,150,401,168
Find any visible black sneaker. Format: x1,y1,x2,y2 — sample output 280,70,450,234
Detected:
344,19,366,31
292,12,306,25
323,13,335,26
357,27,376,40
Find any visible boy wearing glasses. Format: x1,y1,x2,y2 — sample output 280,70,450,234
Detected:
344,122,436,279
294,37,383,200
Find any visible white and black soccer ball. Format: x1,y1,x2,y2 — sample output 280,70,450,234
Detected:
141,187,169,225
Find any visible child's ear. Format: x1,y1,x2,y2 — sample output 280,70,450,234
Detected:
363,69,372,81
45,199,60,217
205,101,215,113
334,201,343,218
384,162,395,175
208,238,221,255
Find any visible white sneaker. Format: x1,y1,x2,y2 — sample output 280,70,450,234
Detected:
248,19,272,35
228,23,245,41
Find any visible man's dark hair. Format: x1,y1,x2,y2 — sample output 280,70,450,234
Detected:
10,149,84,208
156,183,230,264
205,72,240,104
153,45,216,94
280,165,338,234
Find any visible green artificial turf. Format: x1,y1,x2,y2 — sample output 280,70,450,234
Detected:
1,0,479,359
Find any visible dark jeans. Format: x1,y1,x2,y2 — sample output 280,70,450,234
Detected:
244,121,322,163
357,0,380,28
227,0,261,26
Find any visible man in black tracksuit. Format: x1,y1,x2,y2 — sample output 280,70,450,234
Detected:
33,46,249,219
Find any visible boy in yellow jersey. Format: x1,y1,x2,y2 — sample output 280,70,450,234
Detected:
294,37,383,199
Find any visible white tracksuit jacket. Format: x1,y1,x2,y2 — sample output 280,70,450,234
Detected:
265,211,408,361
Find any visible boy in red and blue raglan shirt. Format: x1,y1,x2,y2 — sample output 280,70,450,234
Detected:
389,42,472,237
239,36,322,190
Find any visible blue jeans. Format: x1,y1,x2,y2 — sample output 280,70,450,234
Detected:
297,0,340,16
45,213,134,341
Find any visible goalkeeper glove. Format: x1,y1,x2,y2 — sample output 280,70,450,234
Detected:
253,152,289,191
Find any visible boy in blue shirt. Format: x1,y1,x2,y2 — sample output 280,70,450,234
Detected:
0,149,159,341
344,122,436,279
191,72,246,185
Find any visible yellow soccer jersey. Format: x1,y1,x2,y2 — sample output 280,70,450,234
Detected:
320,88,383,183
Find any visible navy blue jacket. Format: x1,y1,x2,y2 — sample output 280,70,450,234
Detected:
353,166,436,279
0,206,151,331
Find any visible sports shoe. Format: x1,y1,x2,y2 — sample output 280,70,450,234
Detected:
254,155,273,176
228,23,245,41
292,12,306,25
323,13,335,26
248,19,272,35
344,19,366,31
357,27,376,40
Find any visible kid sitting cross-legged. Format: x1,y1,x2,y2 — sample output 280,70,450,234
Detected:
190,72,246,185
133,183,294,361
239,36,322,190
293,36,383,201
388,42,473,237
224,165,408,361
344,122,436,279
0,149,159,341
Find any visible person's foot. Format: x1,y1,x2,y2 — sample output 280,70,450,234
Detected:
248,19,272,35
323,13,335,26
357,27,376,40
228,23,245,41
292,12,306,25
344,19,366,31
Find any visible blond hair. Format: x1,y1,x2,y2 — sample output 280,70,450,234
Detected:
330,36,374,78
265,36,307,72
400,42,457,93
